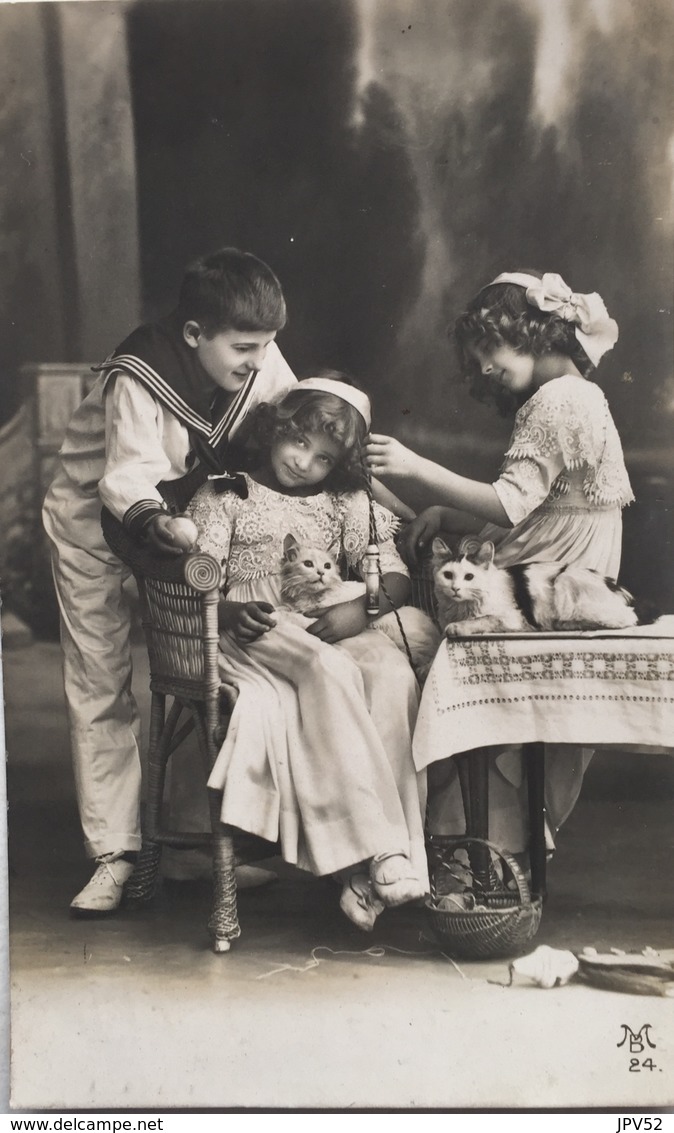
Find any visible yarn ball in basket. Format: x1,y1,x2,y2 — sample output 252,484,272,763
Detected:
425,837,542,961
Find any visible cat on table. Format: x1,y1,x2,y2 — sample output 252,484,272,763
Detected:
431,536,655,636
279,533,441,676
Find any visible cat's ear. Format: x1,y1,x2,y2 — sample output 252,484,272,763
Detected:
474,540,496,566
431,537,452,557
327,538,341,563
283,533,300,562
458,535,482,558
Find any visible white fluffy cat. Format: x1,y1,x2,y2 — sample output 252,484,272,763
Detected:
279,533,441,676
431,535,654,636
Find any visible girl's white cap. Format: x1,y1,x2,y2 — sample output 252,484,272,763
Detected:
294,377,372,428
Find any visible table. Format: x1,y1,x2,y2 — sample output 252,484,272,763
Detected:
414,617,674,895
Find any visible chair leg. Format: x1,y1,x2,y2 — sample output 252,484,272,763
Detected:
123,840,163,907
125,693,181,907
524,741,547,899
189,705,241,953
207,804,241,954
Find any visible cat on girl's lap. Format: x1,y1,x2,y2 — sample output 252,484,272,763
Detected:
279,532,441,672
431,535,657,636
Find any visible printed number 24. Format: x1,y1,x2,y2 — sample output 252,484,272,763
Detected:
629,1058,657,1072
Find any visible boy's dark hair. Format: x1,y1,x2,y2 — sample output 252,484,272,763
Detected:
245,371,368,492
178,247,287,336
454,268,594,415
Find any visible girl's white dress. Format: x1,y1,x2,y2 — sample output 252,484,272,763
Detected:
187,476,428,882
420,374,634,850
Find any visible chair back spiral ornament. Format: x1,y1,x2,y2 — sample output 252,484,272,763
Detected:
183,553,221,592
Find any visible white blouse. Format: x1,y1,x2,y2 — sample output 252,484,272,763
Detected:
187,476,407,595
493,375,634,527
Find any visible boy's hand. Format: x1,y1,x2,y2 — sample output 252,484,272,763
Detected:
397,506,444,569
365,435,422,480
220,600,277,644
144,514,187,557
306,598,369,644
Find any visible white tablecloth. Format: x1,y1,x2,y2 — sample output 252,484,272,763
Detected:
413,616,674,769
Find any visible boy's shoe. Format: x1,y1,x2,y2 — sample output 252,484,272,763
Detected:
70,856,135,917
370,852,426,908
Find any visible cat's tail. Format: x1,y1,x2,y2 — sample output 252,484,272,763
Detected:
631,596,661,626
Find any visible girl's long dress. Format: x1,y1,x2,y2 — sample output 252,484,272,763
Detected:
187,476,428,882
420,374,635,850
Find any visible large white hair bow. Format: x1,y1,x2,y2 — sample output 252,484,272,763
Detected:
490,271,619,366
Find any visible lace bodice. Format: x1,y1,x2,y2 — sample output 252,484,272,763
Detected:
187,474,406,591
493,375,634,527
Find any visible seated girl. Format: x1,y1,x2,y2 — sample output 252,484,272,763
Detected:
186,376,430,931
366,270,633,858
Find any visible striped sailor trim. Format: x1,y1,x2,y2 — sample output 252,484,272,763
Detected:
98,355,258,447
99,355,212,435
210,370,258,446
123,499,167,540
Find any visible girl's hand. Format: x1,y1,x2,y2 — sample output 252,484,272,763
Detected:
397,506,445,569
220,600,277,644
365,434,422,479
144,514,187,557
306,598,369,644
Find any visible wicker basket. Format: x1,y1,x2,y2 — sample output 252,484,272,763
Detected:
425,836,543,960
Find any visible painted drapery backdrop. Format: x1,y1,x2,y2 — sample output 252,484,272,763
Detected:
1,0,673,621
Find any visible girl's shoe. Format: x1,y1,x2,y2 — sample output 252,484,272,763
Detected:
340,873,385,932
370,853,426,908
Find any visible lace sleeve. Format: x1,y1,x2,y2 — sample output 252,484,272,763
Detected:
186,484,234,585
339,491,409,578
493,456,562,526
493,375,612,524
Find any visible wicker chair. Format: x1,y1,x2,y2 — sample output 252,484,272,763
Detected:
100,505,279,952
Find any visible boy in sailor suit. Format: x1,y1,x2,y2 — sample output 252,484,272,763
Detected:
43,248,295,913
43,246,411,915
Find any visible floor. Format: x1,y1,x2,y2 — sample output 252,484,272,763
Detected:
4,638,674,1112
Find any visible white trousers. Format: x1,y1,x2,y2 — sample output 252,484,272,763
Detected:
43,478,142,858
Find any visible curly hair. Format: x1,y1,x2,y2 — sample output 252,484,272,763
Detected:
244,372,368,492
453,270,595,415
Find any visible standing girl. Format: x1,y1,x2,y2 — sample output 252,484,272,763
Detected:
365,270,633,855
186,377,429,930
